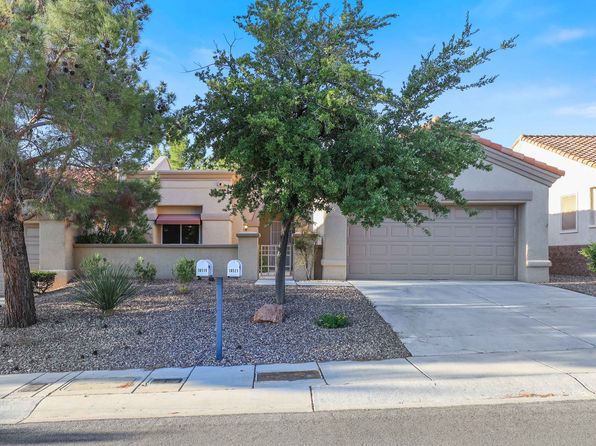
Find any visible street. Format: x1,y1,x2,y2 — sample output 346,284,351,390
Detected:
2,400,596,446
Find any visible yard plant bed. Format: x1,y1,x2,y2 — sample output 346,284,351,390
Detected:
547,275,596,298
0,281,409,374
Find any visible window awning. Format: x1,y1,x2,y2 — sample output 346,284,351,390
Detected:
155,214,201,225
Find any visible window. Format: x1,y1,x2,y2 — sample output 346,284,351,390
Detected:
162,224,201,244
591,187,596,227
270,221,282,245
561,194,578,232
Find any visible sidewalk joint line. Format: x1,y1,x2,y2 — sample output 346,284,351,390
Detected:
567,374,596,395
315,362,329,385
309,386,315,412
177,366,196,392
405,358,433,381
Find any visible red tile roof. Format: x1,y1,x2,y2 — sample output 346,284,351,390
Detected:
473,135,565,177
518,135,596,168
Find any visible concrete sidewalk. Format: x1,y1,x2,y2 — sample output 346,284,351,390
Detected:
4,348,596,424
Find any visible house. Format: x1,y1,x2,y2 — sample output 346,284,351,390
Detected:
512,135,596,275
309,136,564,283
0,135,564,297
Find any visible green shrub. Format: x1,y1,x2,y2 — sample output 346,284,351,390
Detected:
134,257,157,281
316,312,350,329
79,254,110,277
76,265,138,314
30,271,57,295
172,257,195,292
580,243,596,273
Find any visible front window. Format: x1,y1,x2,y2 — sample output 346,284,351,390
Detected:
162,224,201,244
561,194,578,232
591,187,596,227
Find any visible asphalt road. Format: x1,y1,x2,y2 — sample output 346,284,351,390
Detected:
3,400,596,446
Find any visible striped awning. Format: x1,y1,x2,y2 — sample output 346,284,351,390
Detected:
155,214,201,225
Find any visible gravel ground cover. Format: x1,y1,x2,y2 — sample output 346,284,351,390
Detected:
547,275,596,297
0,280,409,374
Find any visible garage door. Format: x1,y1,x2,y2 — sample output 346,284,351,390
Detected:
347,206,517,280
0,224,40,297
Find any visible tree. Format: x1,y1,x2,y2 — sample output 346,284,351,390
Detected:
165,137,189,170
0,0,172,327
185,0,515,304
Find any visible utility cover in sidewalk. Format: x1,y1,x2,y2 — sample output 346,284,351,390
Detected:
17,383,49,393
257,370,321,382
151,378,184,384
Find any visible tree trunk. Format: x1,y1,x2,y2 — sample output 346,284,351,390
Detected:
1,216,36,327
275,219,293,305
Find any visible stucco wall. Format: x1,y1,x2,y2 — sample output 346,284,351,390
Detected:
514,140,595,247
74,244,240,279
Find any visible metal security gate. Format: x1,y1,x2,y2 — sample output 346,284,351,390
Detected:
259,244,293,276
347,206,517,280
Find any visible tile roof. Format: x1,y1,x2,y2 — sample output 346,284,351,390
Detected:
518,135,596,168
473,135,565,176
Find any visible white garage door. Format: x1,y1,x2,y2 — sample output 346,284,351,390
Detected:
0,224,40,297
347,206,517,280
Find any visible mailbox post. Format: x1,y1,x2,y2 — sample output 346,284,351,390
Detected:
215,277,223,360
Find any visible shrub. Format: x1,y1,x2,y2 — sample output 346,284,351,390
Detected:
173,257,195,292
580,243,596,273
316,312,350,329
76,265,138,314
293,230,319,280
30,271,57,295
134,257,157,281
79,253,110,277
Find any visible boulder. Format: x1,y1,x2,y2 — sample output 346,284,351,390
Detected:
253,304,284,324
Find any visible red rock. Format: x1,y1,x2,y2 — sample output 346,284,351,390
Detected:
253,304,284,324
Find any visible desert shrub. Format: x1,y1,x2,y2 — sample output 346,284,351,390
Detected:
173,257,195,293
79,253,110,277
30,271,57,295
293,230,319,280
134,256,157,281
580,243,596,273
76,264,138,314
316,312,350,329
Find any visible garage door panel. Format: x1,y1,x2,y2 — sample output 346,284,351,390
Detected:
347,206,517,280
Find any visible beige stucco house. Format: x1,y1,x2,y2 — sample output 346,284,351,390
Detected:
513,135,596,275
311,136,563,283
0,135,564,297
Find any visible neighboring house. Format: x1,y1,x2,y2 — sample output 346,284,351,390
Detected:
311,136,563,283
512,135,596,275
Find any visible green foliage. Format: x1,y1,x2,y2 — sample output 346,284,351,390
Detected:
172,257,195,292
134,256,157,281
76,264,138,314
165,137,190,170
293,230,319,280
79,254,111,277
580,243,596,273
316,313,350,329
183,0,515,302
76,214,151,244
30,271,57,295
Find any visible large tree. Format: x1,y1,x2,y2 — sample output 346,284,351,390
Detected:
0,0,171,327
185,0,515,303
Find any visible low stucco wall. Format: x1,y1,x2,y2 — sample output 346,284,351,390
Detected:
74,244,239,279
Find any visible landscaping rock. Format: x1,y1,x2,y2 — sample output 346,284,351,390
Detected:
253,304,284,324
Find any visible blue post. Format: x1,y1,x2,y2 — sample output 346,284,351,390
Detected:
215,277,223,360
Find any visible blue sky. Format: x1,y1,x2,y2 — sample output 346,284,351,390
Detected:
141,0,596,146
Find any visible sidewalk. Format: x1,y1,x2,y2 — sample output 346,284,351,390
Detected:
3,348,596,424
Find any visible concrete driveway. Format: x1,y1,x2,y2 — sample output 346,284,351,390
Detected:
352,281,596,356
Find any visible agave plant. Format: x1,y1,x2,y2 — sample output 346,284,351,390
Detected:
76,264,138,315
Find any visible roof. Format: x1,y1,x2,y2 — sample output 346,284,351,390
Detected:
473,135,565,176
515,135,596,168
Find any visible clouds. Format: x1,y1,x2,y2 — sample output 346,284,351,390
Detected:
536,27,594,45
556,104,596,119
